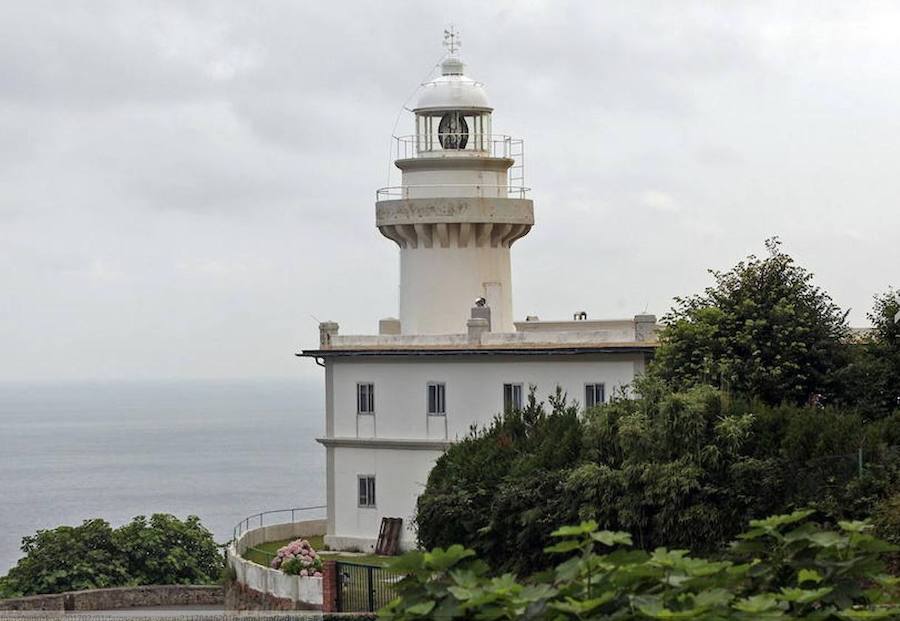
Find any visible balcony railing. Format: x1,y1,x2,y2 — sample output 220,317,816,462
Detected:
376,184,531,201
393,134,524,161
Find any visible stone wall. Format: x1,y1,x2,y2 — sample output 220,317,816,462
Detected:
224,580,319,611
0,585,223,611
227,518,326,611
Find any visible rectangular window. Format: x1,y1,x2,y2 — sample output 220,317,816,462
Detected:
503,383,523,412
427,382,446,416
357,383,375,414
358,475,376,508
585,383,606,408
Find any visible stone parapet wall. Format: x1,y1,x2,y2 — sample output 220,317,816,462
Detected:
224,580,319,612
227,519,326,611
0,585,222,611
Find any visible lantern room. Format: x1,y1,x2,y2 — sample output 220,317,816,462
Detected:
412,55,492,155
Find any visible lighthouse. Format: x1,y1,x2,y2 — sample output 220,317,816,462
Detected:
302,32,658,553
375,33,532,334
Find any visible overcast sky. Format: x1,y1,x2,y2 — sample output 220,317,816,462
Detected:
1,1,898,383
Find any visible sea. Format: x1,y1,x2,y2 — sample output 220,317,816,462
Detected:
0,378,325,574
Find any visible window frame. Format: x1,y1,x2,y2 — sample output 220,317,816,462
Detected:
357,474,376,508
503,383,524,412
584,383,606,409
426,381,447,416
356,382,375,415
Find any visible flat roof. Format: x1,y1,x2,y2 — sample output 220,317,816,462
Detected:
297,341,658,358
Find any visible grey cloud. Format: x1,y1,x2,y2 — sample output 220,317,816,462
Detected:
0,0,898,382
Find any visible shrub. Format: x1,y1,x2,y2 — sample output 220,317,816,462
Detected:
415,381,900,574
415,389,582,571
873,493,900,574
1,514,222,597
113,514,222,586
834,289,900,418
383,512,900,620
1,519,128,597
271,539,323,577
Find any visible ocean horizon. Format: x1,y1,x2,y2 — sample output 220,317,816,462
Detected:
0,377,325,574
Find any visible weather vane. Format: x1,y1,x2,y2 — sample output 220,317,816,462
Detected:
443,26,461,55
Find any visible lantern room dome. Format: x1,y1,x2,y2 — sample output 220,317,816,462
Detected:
414,56,492,112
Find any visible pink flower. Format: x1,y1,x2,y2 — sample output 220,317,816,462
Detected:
269,538,322,574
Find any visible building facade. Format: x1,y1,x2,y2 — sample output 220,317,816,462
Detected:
300,40,658,552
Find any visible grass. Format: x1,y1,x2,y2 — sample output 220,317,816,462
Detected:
241,535,393,567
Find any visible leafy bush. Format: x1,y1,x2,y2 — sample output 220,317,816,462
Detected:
873,493,900,574
383,512,900,620
833,289,900,419
652,238,850,406
415,389,582,572
113,514,222,586
416,381,900,574
0,519,128,597
0,514,222,597
270,538,323,577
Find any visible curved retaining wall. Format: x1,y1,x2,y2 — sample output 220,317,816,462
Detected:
227,518,327,611
0,585,222,611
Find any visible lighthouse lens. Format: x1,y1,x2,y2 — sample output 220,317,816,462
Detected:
438,112,469,150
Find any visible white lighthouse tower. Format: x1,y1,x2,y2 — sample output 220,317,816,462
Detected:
375,32,533,334
303,32,658,554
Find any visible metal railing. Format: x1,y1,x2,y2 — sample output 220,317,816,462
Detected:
376,183,531,201
393,133,523,160
231,505,326,543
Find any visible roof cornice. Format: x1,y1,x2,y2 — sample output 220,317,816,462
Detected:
316,437,453,451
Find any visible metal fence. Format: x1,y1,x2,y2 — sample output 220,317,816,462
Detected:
334,561,401,613
230,506,326,543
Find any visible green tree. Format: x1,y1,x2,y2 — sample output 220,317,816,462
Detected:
834,288,900,418
1,514,222,597
113,514,222,586
652,238,849,405
1,519,128,596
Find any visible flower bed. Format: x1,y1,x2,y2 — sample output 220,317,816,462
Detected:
270,539,323,578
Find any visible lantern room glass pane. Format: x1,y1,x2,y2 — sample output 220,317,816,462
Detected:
415,111,491,155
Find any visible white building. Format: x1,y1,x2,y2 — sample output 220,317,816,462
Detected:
300,36,658,552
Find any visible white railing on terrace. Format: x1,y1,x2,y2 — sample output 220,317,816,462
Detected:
376,184,531,201
393,133,524,160
231,505,326,542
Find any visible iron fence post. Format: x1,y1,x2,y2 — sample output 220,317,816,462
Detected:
367,566,375,612
335,562,343,613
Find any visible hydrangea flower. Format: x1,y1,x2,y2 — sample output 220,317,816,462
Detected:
269,537,324,577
